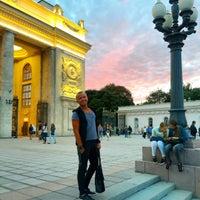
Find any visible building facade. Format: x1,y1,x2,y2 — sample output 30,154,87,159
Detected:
0,0,91,137
118,101,200,134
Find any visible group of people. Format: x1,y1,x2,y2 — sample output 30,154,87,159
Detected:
97,123,114,140
150,120,189,172
71,90,199,199
29,122,56,144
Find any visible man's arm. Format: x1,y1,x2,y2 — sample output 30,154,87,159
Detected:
72,119,85,153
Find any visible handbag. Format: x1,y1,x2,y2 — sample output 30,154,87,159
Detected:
95,153,105,193
150,136,164,142
167,139,180,145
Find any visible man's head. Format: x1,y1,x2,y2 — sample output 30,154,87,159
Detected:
76,91,88,107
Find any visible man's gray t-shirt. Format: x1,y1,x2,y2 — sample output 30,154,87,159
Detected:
72,111,98,141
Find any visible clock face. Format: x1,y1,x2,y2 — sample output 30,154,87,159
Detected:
67,65,78,79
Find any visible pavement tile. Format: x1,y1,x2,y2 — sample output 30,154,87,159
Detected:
37,182,67,191
17,186,50,197
34,191,74,200
0,187,10,194
19,178,46,186
2,182,29,190
0,191,31,200
5,174,30,181
37,175,60,182
0,177,13,185
0,135,149,200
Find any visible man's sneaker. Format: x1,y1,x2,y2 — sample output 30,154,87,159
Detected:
85,188,96,195
79,193,94,200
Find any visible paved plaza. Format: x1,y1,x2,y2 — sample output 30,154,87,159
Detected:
0,135,150,200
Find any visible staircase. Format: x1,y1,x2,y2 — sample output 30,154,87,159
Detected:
94,139,200,199
95,173,198,200
135,139,200,199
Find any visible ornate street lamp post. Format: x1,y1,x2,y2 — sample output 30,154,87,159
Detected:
152,0,198,127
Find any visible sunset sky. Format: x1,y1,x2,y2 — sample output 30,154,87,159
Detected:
37,0,200,104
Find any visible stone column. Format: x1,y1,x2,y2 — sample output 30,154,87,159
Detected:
0,30,14,137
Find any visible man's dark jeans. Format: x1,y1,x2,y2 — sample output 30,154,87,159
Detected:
77,140,99,195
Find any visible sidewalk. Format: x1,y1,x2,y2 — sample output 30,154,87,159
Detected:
0,135,149,200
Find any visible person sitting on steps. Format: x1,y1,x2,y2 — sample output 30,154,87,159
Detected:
150,122,169,164
164,119,188,172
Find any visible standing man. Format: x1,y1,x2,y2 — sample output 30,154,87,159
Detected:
72,91,101,200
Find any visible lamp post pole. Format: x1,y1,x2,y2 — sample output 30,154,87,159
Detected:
152,0,198,127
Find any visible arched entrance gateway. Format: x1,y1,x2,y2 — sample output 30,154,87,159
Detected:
0,0,91,137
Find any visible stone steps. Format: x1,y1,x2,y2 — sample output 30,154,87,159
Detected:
95,173,160,200
95,173,196,200
161,190,193,200
125,182,193,200
135,141,200,198
124,181,176,200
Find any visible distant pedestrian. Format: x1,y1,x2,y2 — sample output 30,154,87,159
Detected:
48,123,56,144
142,126,147,138
32,124,36,135
29,124,34,140
42,123,48,144
124,125,128,138
38,121,43,141
128,125,132,137
98,124,103,139
199,126,200,137
147,126,153,139
190,121,197,139
106,125,111,140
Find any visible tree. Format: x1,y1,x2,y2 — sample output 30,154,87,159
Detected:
86,84,134,124
183,83,192,101
190,88,200,100
101,84,134,111
145,89,170,104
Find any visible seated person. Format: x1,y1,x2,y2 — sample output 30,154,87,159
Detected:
164,119,188,172
150,122,168,163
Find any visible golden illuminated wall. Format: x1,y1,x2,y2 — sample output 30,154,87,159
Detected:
61,57,83,98
13,54,41,134
0,0,91,136
0,0,91,58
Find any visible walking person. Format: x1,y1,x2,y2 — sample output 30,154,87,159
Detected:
106,124,110,140
48,123,56,144
29,124,34,140
98,124,103,140
42,122,48,144
38,121,43,141
72,91,101,200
